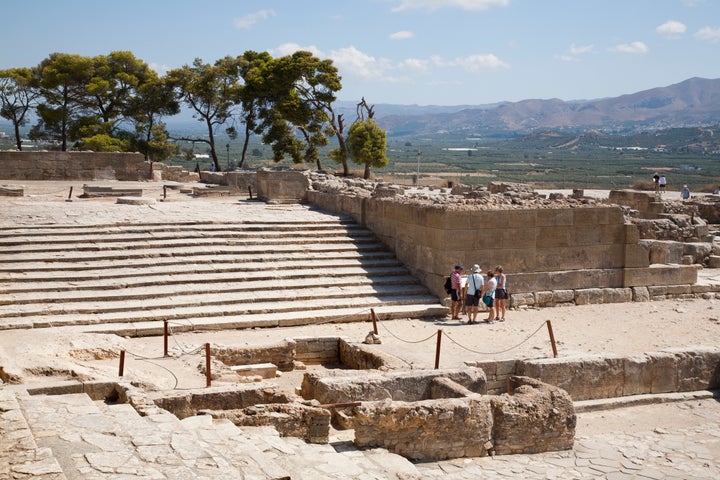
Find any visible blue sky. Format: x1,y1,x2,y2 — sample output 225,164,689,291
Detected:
2,0,719,105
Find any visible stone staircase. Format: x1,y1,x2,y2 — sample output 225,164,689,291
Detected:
0,219,447,335
0,388,421,479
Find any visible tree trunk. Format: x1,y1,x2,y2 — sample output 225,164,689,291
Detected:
206,118,220,171
364,162,371,179
13,122,22,150
239,123,251,169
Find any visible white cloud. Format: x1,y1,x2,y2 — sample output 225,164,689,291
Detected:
569,44,594,55
447,54,509,71
611,41,649,54
330,46,391,79
398,58,429,71
656,20,687,38
233,9,275,30
271,43,325,57
390,31,415,40
392,0,509,12
149,62,170,74
695,26,720,43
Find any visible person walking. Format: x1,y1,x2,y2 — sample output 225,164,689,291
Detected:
682,184,690,200
659,175,667,193
465,265,484,324
450,264,464,320
481,271,497,323
494,266,508,322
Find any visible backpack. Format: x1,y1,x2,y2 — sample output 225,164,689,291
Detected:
444,276,452,294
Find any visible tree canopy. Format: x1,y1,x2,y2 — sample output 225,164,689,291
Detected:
0,49,389,176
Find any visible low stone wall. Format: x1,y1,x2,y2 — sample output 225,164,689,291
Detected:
201,403,331,444
300,368,487,404
212,340,296,372
151,384,292,419
306,190,697,299
256,169,309,203
0,151,150,181
352,376,575,460
608,189,665,218
338,339,406,370
199,170,256,194
518,346,720,401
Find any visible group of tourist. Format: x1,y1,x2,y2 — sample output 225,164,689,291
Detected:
449,264,507,324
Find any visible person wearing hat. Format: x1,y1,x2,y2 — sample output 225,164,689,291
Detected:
450,264,464,320
465,264,484,323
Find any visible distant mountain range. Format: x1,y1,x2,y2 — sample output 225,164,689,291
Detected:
356,77,720,138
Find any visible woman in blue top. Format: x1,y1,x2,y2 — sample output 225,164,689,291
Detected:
494,266,508,322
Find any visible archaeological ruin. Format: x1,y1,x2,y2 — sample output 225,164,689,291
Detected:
1,151,719,478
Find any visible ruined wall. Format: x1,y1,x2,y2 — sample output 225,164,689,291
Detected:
0,151,150,181
518,346,720,401
301,368,487,404
307,190,697,297
256,169,309,203
608,190,665,218
352,376,575,461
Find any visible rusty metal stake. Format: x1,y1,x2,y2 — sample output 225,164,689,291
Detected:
163,320,169,357
546,320,558,358
370,308,379,335
118,350,125,377
205,343,211,387
434,329,443,369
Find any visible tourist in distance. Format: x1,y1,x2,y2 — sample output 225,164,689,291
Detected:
659,175,667,193
450,264,464,320
481,271,497,323
682,184,690,200
465,265,484,324
494,266,508,322
652,173,660,194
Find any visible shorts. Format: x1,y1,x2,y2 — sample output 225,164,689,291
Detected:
451,289,461,302
465,294,480,307
495,288,507,300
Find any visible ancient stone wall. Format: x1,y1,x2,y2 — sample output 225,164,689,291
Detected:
0,151,150,181
300,368,487,404
307,190,697,297
352,376,575,460
212,340,296,372
608,190,665,218
518,346,720,401
256,169,309,203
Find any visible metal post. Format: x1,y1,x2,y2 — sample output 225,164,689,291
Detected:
118,350,125,377
546,320,558,358
434,329,443,369
67,186,73,200
370,308,379,335
248,186,253,199
163,320,169,357
226,143,230,171
205,343,211,387
163,185,167,199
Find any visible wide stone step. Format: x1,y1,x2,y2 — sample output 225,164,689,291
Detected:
84,303,448,337
0,266,412,294
0,295,442,331
0,249,396,272
2,274,419,304
0,242,389,266
0,256,403,283
2,284,431,318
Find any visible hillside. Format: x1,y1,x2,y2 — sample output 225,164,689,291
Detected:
374,77,720,137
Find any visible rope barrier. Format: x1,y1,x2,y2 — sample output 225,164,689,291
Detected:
443,320,548,355
378,320,438,344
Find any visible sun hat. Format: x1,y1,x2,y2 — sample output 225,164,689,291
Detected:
472,264,481,273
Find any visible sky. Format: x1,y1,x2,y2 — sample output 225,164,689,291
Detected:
2,0,719,106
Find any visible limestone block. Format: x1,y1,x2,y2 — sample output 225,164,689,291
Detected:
707,255,720,268
574,288,603,305
665,284,692,295
647,285,667,296
644,240,684,265
518,355,624,401
552,290,575,303
624,244,650,268
645,352,679,393
509,292,534,307
534,291,554,307
602,288,632,304
623,265,698,287
623,355,654,396
230,363,277,379
491,376,575,455
353,396,493,460
683,242,712,264
664,346,720,391
0,184,23,196
632,286,650,302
